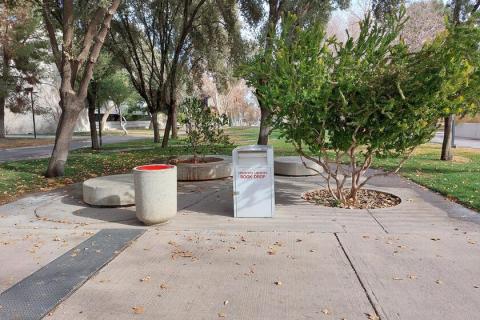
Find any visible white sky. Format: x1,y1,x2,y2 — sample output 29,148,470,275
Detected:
330,0,449,31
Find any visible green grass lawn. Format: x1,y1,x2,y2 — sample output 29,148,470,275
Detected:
0,127,479,212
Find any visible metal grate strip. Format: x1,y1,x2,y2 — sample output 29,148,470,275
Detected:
0,228,145,320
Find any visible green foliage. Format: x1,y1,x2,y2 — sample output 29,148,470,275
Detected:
178,97,230,161
241,8,480,205
97,70,139,108
422,16,480,118
372,0,405,20
89,52,141,110
0,1,49,113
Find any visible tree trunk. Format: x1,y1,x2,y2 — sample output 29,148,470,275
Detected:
162,108,172,148
101,103,115,132
1,49,9,139
0,96,5,138
45,101,84,177
171,103,178,139
255,1,281,145
152,111,161,143
441,115,454,161
257,105,270,145
87,104,100,150
87,90,100,150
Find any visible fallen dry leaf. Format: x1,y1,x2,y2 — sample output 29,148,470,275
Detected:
218,312,226,318
160,283,168,289
367,313,380,320
140,276,151,282
132,306,144,314
321,308,330,315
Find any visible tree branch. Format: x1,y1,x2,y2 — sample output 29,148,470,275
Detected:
41,0,61,70
72,6,107,81
78,0,121,98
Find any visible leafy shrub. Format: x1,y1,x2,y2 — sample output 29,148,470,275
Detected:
242,9,480,207
178,97,230,162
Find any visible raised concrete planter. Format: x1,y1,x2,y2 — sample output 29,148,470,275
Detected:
83,174,135,206
133,164,177,225
274,156,323,176
175,155,232,181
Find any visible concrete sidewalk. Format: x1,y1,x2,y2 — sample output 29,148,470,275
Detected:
0,174,479,319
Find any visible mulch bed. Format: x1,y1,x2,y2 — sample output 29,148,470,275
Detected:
302,188,401,209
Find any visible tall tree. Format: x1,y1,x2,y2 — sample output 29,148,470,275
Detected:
86,52,133,149
372,0,405,20
109,0,243,146
441,0,480,160
39,0,121,177
96,69,140,131
0,1,47,138
86,53,114,150
238,0,350,145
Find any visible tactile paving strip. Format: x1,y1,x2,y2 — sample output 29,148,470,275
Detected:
0,228,145,320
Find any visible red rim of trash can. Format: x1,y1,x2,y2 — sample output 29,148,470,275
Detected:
135,164,175,171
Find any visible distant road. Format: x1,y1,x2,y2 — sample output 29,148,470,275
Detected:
0,136,146,163
431,132,480,149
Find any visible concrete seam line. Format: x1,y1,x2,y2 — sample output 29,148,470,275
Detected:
334,232,386,320
366,209,389,234
0,228,145,320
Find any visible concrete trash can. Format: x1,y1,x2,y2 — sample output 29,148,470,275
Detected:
133,164,177,225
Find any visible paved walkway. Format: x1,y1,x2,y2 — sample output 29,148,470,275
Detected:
0,135,146,163
431,132,480,149
0,174,479,319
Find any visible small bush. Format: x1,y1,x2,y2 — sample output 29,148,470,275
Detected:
178,97,230,162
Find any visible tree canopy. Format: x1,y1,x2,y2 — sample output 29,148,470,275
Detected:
0,0,48,137
238,0,351,145
108,0,245,145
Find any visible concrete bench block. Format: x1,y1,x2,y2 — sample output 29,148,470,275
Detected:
274,156,323,176
83,174,135,207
